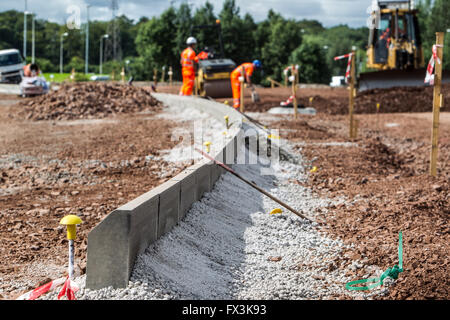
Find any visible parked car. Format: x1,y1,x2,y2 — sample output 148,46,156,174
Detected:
0,49,25,84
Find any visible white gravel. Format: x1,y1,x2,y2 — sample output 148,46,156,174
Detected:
32,95,397,301
152,95,238,164
56,141,391,300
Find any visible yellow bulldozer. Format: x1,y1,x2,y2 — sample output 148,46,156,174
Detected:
359,0,449,91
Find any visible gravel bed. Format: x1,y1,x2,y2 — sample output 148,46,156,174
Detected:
40,142,395,300
36,97,397,300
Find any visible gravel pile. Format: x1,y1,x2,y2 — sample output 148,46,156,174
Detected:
19,82,162,121
49,141,393,300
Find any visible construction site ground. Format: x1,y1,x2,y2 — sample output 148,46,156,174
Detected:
0,90,191,299
157,84,449,299
1,84,448,300
241,86,449,300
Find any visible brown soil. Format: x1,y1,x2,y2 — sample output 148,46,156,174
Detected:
266,111,449,300
2,83,448,300
212,84,450,115
15,82,162,121
355,85,450,114
0,96,189,299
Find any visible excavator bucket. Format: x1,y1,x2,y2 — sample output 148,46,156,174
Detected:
358,68,450,92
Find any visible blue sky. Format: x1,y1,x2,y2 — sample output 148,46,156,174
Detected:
1,0,372,28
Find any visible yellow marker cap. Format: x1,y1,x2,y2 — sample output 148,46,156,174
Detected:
310,166,318,173
60,215,82,240
270,208,283,215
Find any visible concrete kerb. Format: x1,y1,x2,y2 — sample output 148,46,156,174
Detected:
86,95,244,289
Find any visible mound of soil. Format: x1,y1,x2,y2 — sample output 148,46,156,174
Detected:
362,139,407,174
230,84,450,115
18,82,162,121
354,84,450,114
299,84,450,115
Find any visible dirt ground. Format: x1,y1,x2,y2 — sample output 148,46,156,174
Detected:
1,83,448,300
0,94,189,299
256,108,449,300
158,81,449,299
155,82,450,115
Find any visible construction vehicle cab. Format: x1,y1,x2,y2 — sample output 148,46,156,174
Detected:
358,0,450,91
367,0,424,71
192,20,236,98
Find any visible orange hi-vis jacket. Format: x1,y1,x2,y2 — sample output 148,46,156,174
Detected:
180,47,199,70
197,51,209,60
180,47,199,96
23,64,40,77
230,63,255,108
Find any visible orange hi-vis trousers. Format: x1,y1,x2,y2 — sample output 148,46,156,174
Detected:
180,68,195,96
230,72,242,109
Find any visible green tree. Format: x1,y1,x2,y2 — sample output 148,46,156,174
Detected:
427,0,450,69
289,40,330,84
192,2,219,55
135,8,178,80
175,4,193,60
219,0,256,63
260,10,303,81
64,56,84,73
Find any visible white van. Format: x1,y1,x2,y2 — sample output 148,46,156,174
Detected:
330,76,345,87
0,49,25,84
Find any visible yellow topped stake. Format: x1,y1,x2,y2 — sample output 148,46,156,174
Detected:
60,215,82,240
224,115,229,129
204,141,212,153
270,208,283,215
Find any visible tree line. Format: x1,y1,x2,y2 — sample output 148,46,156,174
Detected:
416,0,450,70
1,0,447,84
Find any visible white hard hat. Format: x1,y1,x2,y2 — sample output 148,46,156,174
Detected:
186,37,197,45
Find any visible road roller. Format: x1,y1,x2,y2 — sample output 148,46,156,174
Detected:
192,21,236,98
196,58,236,98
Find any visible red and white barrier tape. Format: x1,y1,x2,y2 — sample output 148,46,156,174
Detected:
280,95,294,106
57,277,79,300
425,44,443,85
283,65,299,76
16,276,79,300
334,53,354,83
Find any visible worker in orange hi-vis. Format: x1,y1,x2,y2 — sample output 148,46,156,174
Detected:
179,37,199,96
23,63,41,77
230,60,262,109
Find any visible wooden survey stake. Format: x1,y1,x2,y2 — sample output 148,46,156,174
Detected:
430,32,445,177
240,66,245,113
292,65,298,120
349,51,356,139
